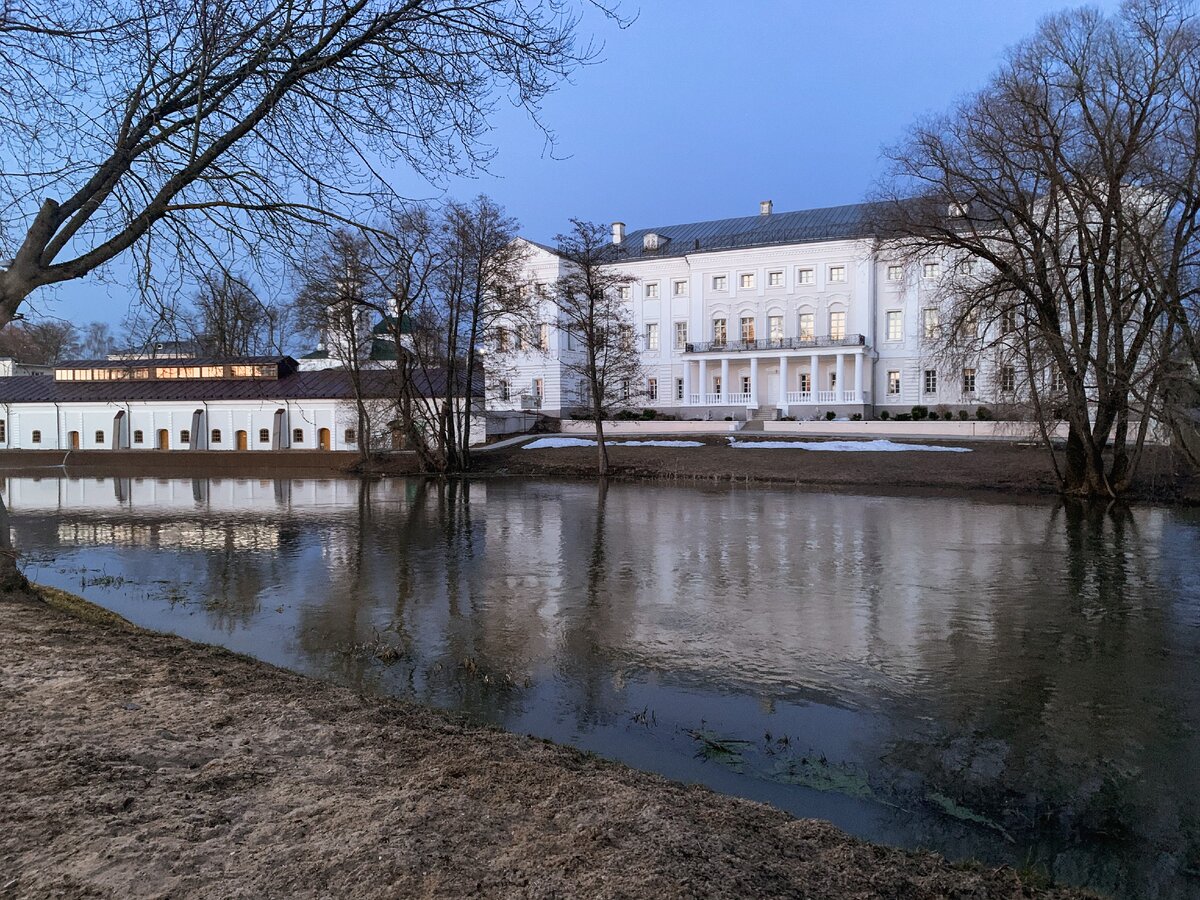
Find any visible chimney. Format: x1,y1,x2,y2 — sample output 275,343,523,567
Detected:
759,200,773,216
611,222,625,245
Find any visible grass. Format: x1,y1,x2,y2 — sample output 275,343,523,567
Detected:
35,584,138,630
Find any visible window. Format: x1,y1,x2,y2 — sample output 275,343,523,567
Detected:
673,279,688,297
644,282,659,299
495,327,509,351
645,322,659,351
796,268,814,285
1001,365,1016,392
259,429,270,443
829,310,846,340
675,378,684,400
887,265,903,281
799,373,811,393
618,324,634,350
533,378,544,398
713,375,722,394
887,371,901,395
499,379,511,401
924,369,938,394
537,324,550,350
922,261,941,279
886,310,903,341
620,379,631,401
179,429,190,444
0,420,5,442
739,272,755,289
798,312,814,341
31,429,42,444
768,270,783,287
962,368,977,394
712,274,728,291
211,429,222,444
132,430,143,444
828,265,846,283
923,308,939,339
1051,369,1067,391
293,428,304,443
647,378,658,401
740,316,755,342
344,428,357,443
94,430,105,444
674,321,688,349
1001,309,1017,334
617,285,632,301
712,318,727,344
768,315,783,342
517,327,529,351
740,375,751,394
962,309,979,340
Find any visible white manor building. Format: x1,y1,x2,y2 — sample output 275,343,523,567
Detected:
492,200,1006,420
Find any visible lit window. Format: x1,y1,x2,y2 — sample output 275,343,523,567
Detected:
713,375,722,394
132,430,142,444
647,378,658,401
887,265,903,281
886,311,903,341
712,318,727,344
179,429,190,444
768,315,783,342
796,268,814,285
644,282,659,299
768,270,783,287
963,368,977,394
887,371,901,395
674,321,688,349
345,428,357,443
828,265,846,283
712,275,728,291
31,430,42,444
617,285,632,301
645,323,659,351
675,378,684,400
211,429,222,444
673,279,688,297
922,262,941,279
924,370,938,394
923,308,939,339
740,316,755,342
293,428,304,443
739,273,755,289
94,430,105,444
259,429,270,443
799,373,811,393
829,310,846,340
798,312,814,341
1001,366,1016,392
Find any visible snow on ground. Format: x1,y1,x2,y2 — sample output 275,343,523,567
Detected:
727,438,971,453
523,437,705,450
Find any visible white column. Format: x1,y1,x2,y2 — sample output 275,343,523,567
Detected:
809,353,818,398
853,352,863,402
779,355,789,406
698,358,708,402
683,360,692,405
836,353,845,401
720,357,730,404
749,357,759,407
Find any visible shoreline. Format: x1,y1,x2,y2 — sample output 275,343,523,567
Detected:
0,586,1092,899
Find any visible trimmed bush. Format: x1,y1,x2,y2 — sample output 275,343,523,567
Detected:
911,405,929,420
894,413,913,421
825,410,837,421
641,408,657,420
724,416,734,421
879,409,890,420
851,413,862,421
976,406,993,421
958,410,970,421
942,411,954,421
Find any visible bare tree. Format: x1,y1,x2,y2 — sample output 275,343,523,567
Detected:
873,0,1198,497
0,319,79,363
190,271,288,356
79,321,114,358
551,219,641,476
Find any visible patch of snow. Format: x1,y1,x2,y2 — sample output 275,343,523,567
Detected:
614,440,704,447
728,439,972,453
523,437,705,450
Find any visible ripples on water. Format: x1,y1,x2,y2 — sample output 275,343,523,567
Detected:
8,474,1200,898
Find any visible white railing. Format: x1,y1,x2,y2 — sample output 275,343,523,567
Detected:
785,390,812,404
703,392,723,404
841,390,858,402
816,390,838,403
687,393,702,405
726,392,753,405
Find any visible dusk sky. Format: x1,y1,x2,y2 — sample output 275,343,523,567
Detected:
45,0,1121,332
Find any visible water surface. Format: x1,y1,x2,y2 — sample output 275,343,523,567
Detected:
9,474,1200,898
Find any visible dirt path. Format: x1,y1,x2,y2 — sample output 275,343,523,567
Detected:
0,589,1092,900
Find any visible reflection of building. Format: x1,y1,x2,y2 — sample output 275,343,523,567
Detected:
0,355,483,451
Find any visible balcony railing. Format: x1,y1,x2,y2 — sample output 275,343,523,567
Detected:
684,335,865,354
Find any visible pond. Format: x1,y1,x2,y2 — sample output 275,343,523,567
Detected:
7,474,1200,898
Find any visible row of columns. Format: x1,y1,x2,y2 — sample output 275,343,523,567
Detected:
682,352,865,406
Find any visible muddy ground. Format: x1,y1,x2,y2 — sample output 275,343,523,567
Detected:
0,588,1093,900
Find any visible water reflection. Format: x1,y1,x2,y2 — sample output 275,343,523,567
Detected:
7,474,1200,898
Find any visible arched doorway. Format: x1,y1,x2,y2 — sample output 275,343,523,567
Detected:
236,430,248,450
317,427,331,451
67,431,80,449
157,429,170,450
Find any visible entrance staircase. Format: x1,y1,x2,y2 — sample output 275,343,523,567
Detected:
742,405,777,432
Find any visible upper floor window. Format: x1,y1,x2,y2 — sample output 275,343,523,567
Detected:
645,322,659,351
498,379,511,401
674,321,688,349
923,308,939,339
537,323,550,350
740,316,755,342
712,275,728,291
768,270,783,287
796,268,814,285
887,265,903,281
617,285,632,301
739,273,755,289
798,312,814,341
712,318,727,344
673,279,688,297
886,310,903,342
494,327,509,352
828,265,846,283
644,282,659,299
768,315,783,342
922,261,941,279
618,324,635,351
1001,308,1017,334
1051,369,1067,391
1000,365,1016,392
829,310,846,340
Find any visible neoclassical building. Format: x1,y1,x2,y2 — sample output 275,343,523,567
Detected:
491,200,1001,420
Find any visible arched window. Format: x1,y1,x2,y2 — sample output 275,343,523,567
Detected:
292,428,304,444
344,428,357,443
211,429,222,444
258,428,270,443
133,430,143,444
94,430,104,444
31,430,41,444
180,429,190,444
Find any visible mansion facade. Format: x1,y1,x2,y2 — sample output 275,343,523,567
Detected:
491,201,1007,420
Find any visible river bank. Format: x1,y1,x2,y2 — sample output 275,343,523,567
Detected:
0,587,1090,900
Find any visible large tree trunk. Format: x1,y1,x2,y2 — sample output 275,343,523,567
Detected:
0,491,33,596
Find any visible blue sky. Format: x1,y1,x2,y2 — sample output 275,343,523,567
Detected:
45,0,1120,330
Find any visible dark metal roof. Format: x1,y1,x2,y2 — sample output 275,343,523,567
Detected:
586,202,882,262
0,368,481,404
